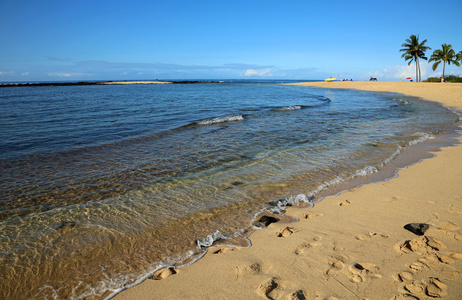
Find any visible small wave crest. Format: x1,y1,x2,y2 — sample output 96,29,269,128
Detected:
353,166,378,177
275,194,314,210
408,132,434,146
380,146,403,166
272,105,302,111
304,165,379,199
196,230,226,248
196,115,244,125
391,99,410,107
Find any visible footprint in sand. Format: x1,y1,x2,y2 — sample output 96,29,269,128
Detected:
325,251,348,277
326,260,344,276
437,221,459,231
237,262,264,276
408,261,426,272
448,202,462,214
303,213,324,219
399,278,447,298
286,290,306,300
348,262,382,283
398,236,447,253
277,227,296,238
212,247,236,254
256,277,279,299
391,294,420,300
339,200,351,206
294,236,322,255
151,267,177,280
449,252,462,259
398,271,414,282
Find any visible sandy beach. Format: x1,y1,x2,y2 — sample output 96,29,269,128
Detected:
114,82,462,300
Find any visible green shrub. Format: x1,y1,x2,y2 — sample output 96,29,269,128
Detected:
424,75,462,82
446,75,462,82
424,77,441,82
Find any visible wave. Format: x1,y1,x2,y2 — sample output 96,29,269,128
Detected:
196,115,244,125
391,99,410,107
196,230,226,248
380,146,403,166
272,105,303,111
408,132,434,146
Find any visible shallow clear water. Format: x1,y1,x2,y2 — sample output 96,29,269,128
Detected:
0,81,459,299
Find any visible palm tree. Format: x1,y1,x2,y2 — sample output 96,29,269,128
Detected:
400,34,431,82
429,44,460,80
457,51,462,64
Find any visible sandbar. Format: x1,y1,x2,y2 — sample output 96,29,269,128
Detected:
115,81,462,300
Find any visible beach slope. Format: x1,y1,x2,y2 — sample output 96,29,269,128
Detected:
115,82,462,300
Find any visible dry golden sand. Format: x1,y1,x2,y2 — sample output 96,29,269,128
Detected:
115,82,462,300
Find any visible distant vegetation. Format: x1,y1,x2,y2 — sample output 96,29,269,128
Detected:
424,75,462,83
400,35,461,82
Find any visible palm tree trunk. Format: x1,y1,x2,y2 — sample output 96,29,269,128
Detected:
442,61,446,81
416,57,421,82
415,58,418,82
419,63,422,82
418,63,421,82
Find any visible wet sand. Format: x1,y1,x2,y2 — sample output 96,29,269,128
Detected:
114,81,462,300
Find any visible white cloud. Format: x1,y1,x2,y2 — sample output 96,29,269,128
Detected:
0,71,14,76
48,72,88,77
21,72,29,76
366,61,462,81
244,68,272,77
366,63,432,81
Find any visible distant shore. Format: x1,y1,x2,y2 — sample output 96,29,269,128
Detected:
286,80,462,109
99,80,172,85
115,81,462,300
0,80,221,87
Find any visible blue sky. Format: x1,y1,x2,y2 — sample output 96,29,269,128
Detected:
1,0,461,82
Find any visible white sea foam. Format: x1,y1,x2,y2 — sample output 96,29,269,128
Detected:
380,145,403,166
307,175,346,198
197,115,244,125
196,230,226,248
353,165,378,177
274,105,302,111
286,194,314,206
408,132,434,146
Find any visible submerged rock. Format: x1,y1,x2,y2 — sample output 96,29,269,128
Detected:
254,215,279,228
404,223,430,236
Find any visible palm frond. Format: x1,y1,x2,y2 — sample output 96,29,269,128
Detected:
431,61,441,71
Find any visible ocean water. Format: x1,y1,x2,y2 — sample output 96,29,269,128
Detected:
0,81,460,299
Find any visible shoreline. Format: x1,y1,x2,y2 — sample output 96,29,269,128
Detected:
114,82,462,300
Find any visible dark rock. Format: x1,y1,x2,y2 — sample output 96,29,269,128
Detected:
171,80,220,84
0,80,221,88
254,215,279,228
0,81,98,88
404,223,430,236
